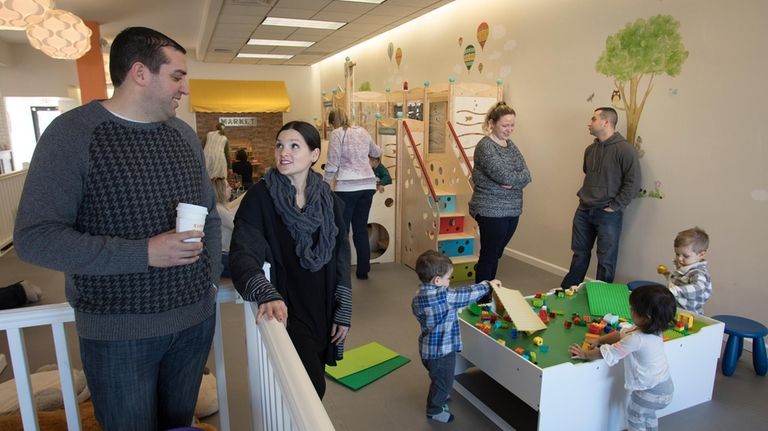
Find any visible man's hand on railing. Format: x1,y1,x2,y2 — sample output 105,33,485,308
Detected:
331,323,349,343
256,300,288,327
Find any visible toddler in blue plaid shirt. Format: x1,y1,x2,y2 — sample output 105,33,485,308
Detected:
411,250,497,423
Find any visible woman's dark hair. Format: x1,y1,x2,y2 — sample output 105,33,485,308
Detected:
629,284,677,334
235,149,248,162
277,121,321,152
109,27,185,87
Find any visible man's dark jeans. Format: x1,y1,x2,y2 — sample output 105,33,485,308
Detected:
561,207,623,288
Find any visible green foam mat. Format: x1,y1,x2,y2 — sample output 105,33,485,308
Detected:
325,341,399,379
333,355,411,391
585,282,632,319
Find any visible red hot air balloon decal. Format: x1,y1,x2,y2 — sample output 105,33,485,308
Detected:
477,22,489,50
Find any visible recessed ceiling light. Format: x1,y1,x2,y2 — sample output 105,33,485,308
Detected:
247,39,315,47
262,17,345,30
338,0,386,3
237,53,294,59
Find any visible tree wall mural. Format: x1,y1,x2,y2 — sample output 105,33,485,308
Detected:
596,14,689,156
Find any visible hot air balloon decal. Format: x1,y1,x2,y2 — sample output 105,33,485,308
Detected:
458,36,463,46
387,42,394,61
395,47,403,68
463,44,476,73
477,22,489,50
478,62,484,74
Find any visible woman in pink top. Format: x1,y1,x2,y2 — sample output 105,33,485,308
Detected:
324,108,383,279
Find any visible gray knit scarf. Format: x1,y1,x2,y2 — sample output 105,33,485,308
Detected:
264,168,338,272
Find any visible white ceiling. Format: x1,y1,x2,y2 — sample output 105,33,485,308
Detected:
0,0,454,66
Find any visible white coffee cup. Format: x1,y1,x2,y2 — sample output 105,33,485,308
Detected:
176,203,208,242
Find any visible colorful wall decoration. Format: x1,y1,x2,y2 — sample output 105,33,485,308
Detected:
596,14,689,157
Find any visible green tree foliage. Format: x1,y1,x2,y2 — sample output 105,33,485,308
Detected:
596,14,689,154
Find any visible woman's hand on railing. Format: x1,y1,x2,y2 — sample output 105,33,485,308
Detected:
331,323,349,343
257,300,288,327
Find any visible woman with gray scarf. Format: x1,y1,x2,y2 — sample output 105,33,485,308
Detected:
229,121,352,398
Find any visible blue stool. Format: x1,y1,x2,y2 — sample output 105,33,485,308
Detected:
712,315,767,376
626,280,664,291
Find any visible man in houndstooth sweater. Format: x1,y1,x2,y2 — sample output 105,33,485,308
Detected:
14,27,220,431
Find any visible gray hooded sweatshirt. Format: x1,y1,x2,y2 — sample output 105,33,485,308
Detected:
577,132,641,211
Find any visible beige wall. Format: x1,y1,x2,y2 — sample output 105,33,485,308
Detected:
0,44,78,97
0,46,317,127
315,0,768,322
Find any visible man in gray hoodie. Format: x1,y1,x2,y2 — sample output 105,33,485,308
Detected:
560,107,641,288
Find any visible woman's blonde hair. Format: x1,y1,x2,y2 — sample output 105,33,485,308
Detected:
328,107,350,129
211,177,229,205
483,101,516,134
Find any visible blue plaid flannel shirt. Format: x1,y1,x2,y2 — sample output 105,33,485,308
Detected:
411,281,489,360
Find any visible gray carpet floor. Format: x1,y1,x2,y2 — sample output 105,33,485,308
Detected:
1,250,766,430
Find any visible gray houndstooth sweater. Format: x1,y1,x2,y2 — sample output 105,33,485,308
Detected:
469,136,531,218
14,101,220,341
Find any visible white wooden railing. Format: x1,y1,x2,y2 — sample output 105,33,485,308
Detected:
0,276,334,431
0,169,26,255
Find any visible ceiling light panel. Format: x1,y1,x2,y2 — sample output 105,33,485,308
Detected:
237,53,294,59
248,38,314,47
262,17,345,30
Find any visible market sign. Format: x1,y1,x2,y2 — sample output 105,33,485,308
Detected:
219,117,257,127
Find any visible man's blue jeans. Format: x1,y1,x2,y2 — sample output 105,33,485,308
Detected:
422,352,456,416
80,313,216,431
561,207,623,288
336,189,376,278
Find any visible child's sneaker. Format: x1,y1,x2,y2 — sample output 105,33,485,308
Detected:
428,411,454,423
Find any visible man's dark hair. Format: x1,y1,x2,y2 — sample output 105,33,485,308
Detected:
595,107,618,128
415,250,452,283
109,27,186,87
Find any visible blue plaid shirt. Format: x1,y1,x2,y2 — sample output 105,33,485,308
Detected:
412,281,489,360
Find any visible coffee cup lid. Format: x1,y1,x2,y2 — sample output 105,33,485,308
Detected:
176,203,208,215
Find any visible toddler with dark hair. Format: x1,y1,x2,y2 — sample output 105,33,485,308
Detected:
569,284,677,431
411,249,497,423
